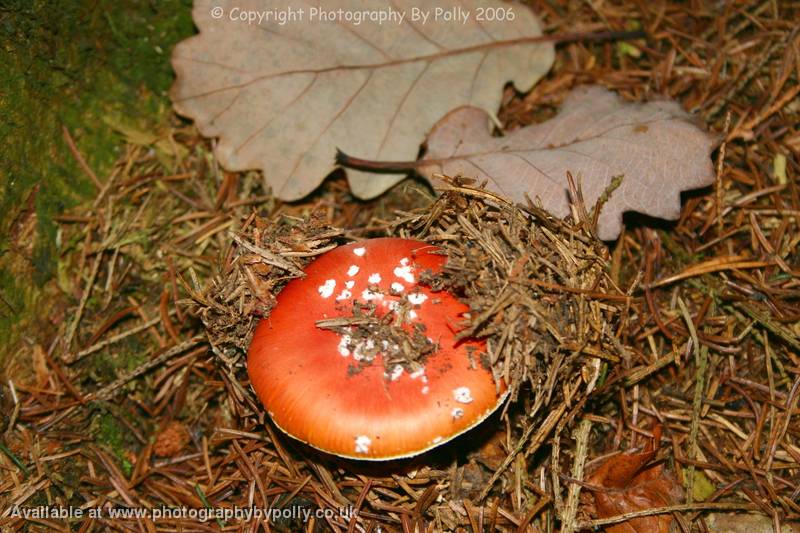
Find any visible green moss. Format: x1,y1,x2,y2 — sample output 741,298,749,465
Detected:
92,408,136,477
0,0,194,354
87,335,148,385
684,467,716,501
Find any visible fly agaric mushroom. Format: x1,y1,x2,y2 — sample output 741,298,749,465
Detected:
247,238,507,460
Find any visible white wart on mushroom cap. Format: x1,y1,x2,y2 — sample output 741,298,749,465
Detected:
247,238,507,460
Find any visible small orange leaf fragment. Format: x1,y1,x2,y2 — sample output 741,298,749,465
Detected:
586,426,683,533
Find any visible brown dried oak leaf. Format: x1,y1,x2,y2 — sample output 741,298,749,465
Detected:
585,430,683,533
419,85,716,240
170,0,553,201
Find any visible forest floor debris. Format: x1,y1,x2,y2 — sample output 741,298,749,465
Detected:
2,1,799,531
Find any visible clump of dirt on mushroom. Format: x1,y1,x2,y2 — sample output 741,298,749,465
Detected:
316,298,439,375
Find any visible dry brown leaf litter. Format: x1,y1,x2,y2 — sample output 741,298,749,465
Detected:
582,425,683,533
417,85,717,240
170,0,554,201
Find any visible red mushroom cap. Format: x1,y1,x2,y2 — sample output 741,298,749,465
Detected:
247,238,507,460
